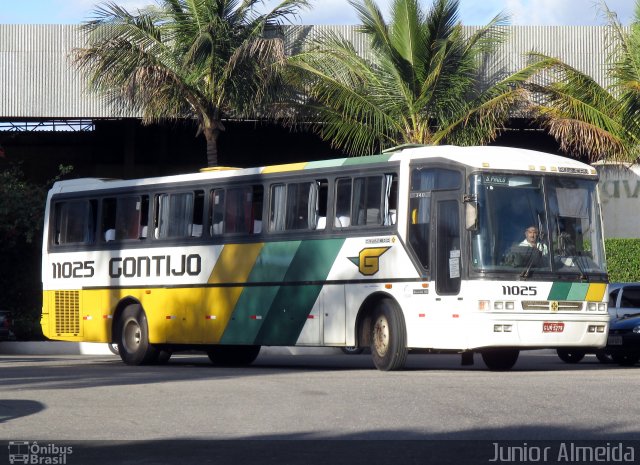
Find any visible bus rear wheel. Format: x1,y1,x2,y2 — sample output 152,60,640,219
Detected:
370,299,407,371
117,304,158,365
481,349,519,371
207,345,261,366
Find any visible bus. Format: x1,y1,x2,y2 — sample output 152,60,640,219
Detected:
40,145,610,371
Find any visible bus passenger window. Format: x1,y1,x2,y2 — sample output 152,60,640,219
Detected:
225,185,263,234
269,180,327,231
53,200,97,245
352,176,382,226
102,196,148,241
154,191,203,239
210,189,225,235
335,178,352,228
384,174,398,226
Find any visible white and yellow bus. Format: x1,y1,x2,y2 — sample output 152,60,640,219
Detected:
41,145,609,370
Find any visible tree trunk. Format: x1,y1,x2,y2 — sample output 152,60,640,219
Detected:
204,126,220,167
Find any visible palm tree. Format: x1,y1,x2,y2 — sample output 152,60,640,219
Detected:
75,0,310,167
286,0,541,155
527,1,640,163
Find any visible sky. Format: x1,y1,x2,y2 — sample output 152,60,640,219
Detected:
0,0,635,26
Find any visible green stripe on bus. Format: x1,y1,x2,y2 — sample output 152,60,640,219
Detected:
305,159,347,169
342,154,392,166
220,241,301,344
566,283,590,301
255,238,346,345
547,282,573,300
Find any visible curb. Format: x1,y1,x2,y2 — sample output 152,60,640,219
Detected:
0,341,114,355
0,341,341,356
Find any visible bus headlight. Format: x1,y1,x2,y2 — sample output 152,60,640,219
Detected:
587,302,607,312
633,325,640,334
493,324,512,332
478,300,490,311
491,301,514,310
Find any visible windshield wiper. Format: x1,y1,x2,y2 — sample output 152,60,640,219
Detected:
573,253,588,281
520,248,540,279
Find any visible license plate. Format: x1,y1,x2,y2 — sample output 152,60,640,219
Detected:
543,322,565,333
607,335,623,346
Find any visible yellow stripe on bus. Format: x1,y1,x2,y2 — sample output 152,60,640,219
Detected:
585,283,607,302
204,243,264,342
261,162,307,174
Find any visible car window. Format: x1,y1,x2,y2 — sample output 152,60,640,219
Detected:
608,289,619,306
620,287,640,308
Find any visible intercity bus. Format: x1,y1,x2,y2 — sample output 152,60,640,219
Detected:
40,145,610,370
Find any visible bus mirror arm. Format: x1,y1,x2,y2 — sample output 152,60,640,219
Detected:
464,195,478,231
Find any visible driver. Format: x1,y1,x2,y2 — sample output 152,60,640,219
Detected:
520,226,548,255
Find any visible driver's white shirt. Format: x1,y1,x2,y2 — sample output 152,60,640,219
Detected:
519,239,548,255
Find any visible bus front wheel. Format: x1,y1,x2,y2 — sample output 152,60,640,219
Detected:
117,304,158,365
370,299,407,371
207,345,261,366
556,349,586,364
481,349,519,371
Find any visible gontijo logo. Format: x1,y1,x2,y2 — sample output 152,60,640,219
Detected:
348,247,391,276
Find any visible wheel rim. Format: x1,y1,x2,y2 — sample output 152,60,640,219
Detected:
373,315,390,357
123,319,141,352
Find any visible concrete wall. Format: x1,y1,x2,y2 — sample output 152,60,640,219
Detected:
597,164,640,239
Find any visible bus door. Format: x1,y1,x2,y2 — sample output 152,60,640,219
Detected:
432,193,462,296
426,192,463,348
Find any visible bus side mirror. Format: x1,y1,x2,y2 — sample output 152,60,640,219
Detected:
464,196,478,231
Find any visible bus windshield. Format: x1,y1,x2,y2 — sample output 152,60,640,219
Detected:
470,173,606,277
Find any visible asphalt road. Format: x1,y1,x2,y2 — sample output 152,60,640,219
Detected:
1,350,638,464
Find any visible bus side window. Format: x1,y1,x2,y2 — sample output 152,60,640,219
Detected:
335,178,352,228
384,174,398,226
154,191,203,239
53,200,97,245
102,195,148,241
210,189,225,235
352,176,382,226
225,185,263,235
315,180,328,229
270,180,327,231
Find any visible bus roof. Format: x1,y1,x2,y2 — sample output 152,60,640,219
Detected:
49,145,596,194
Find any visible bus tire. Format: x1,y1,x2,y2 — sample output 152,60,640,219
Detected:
481,349,519,371
370,299,407,371
595,350,613,364
341,346,364,355
556,349,585,364
156,350,172,364
207,345,261,366
107,343,119,355
117,304,158,365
